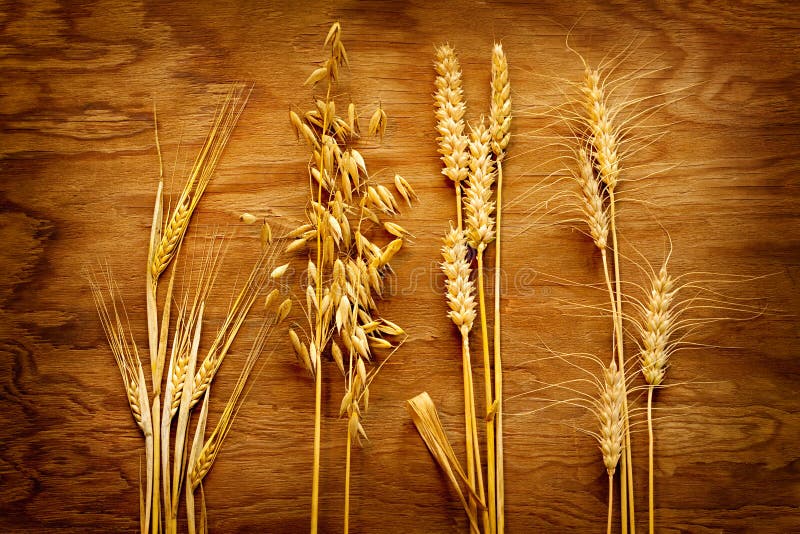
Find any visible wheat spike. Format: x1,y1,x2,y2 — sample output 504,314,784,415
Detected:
463,119,496,249
640,266,677,386
441,225,477,334
575,146,609,251
597,359,626,476
434,44,470,186
489,44,511,160
151,85,251,281
582,67,620,191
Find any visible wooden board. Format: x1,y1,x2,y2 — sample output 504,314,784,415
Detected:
2,1,799,532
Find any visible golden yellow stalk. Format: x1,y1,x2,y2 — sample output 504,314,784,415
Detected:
88,269,154,534
463,119,497,534
489,42,511,534
596,360,626,534
441,225,486,530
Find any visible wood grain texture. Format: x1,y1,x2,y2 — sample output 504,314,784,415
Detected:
2,0,799,532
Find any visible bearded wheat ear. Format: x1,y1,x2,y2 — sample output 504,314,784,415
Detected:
596,360,626,534
638,264,677,534
581,61,635,534
88,269,154,534
489,43,511,534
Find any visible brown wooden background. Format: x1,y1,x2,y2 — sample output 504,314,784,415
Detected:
2,1,799,532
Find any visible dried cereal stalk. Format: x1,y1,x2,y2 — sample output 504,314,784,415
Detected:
441,225,486,529
288,21,412,533
489,43,511,533
581,61,635,534
407,392,483,534
463,119,498,534
637,263,677,534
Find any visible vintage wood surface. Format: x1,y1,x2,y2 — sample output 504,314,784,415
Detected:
1,1,799,532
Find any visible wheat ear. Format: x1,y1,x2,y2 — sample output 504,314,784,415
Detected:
88,270,154,534
150,85,251,282
489,42,511,534
463,118,498,534
638,264,677,534
441,225,486,530
435,44,470,231
597,359,626,534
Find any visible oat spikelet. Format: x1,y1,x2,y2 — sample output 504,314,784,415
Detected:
441,225,477,334
598,360,625,476
434,44,469,185
582,68,620,191
639,266,676,387
575,146,609,251
463,120,496,249
489,43,511,160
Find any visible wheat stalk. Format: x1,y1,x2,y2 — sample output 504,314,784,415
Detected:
89,268,155,534
596,360,626,534
581,62,635,534
637,263,677,533
463,118,498,534
489,43,511,534
441,225,486,529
